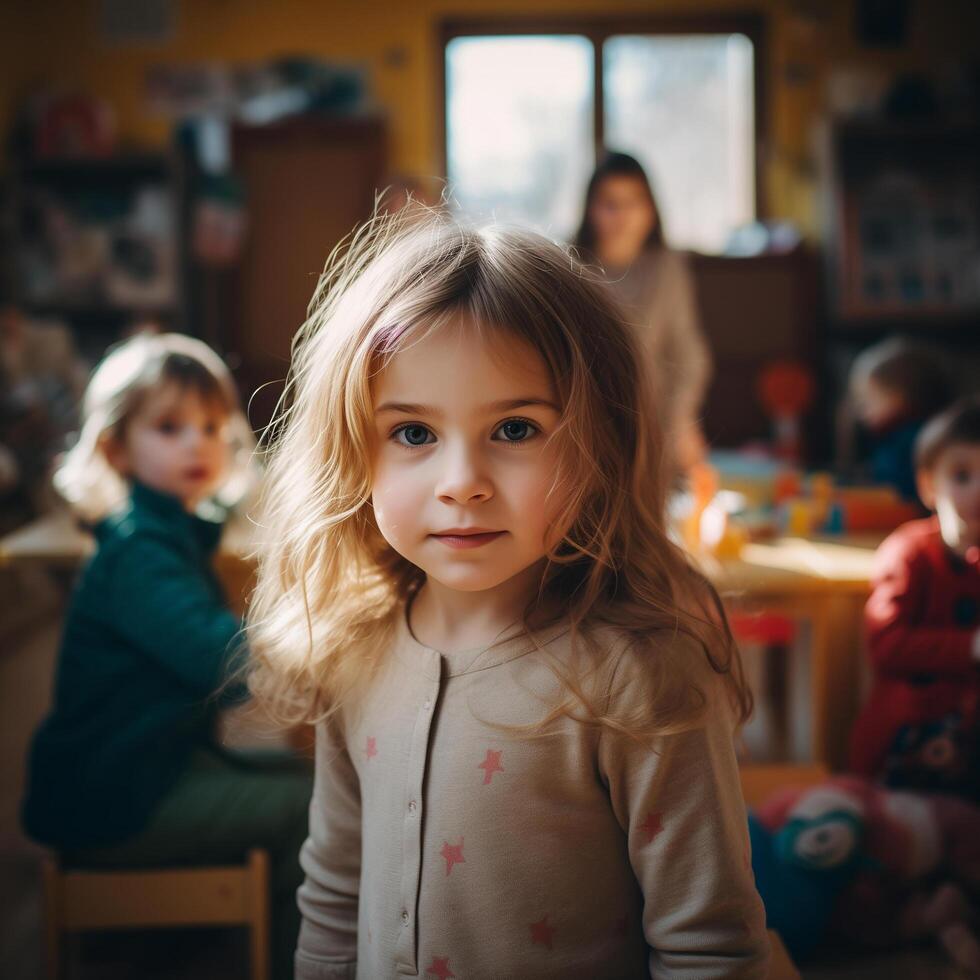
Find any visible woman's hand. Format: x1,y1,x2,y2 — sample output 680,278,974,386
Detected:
675,420,707,473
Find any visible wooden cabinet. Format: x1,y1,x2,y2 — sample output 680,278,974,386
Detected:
199,116,386,429
691,249,824,457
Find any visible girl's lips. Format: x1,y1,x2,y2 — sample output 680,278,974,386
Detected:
184,467,210,481
430,530,505,550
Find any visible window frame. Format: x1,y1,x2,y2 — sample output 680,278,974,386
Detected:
438,13,768,230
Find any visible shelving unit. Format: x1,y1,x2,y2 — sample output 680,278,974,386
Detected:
824,120,980,332
2,150,189,358
819,119,980,455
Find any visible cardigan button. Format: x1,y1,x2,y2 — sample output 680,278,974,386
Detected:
408,800,417,814
401,910,410,925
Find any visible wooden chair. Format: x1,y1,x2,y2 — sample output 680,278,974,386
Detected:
731,610,799,758
41,848,270,980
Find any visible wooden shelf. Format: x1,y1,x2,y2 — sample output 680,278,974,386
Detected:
17,153,173,182
22,300,177,319
3,149,189,343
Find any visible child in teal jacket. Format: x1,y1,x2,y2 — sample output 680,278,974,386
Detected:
22,333,310,980
24,477,250,847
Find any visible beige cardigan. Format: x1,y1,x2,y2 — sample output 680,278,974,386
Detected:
602,248,712,446
295,611,769,979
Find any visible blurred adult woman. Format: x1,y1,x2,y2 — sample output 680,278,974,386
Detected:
575,152,711,475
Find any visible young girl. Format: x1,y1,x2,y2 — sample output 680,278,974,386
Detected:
21,332,310,980
249,211,769,978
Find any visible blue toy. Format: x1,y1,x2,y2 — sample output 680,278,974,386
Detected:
749,802,865,959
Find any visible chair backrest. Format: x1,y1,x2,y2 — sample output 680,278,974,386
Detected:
43,849,270,980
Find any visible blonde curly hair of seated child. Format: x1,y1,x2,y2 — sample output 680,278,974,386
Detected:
53,331,257,523
246,205,752,744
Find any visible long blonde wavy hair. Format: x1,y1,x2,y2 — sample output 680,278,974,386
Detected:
247,206,750,740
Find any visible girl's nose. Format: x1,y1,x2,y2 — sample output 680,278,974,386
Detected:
183,427,207,450
435,443,493,504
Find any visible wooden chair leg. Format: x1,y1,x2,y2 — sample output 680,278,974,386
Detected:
247,849,271,980
763,643,790,752
40,856,64,980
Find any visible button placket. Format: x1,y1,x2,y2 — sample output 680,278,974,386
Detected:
393,657,440,972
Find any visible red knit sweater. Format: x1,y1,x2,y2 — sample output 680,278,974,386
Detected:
850,517,980,779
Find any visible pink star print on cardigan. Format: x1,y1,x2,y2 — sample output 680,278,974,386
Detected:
293,620,773,979
477,748,504,784
529,915,556,950
639,811,664,843
426,956,455,979
440,838,465,875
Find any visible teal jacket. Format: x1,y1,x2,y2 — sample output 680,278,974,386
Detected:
22,480,249,850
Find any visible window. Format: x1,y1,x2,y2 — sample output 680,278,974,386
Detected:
445,36,594,238
443,20,759,253
603,34,754,253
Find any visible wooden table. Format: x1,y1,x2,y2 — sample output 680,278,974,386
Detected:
2,512,880,772
0,508,257,617
704,535,879,775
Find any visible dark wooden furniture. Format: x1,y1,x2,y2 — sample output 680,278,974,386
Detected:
199,116,386,430
2,152,188,360
691,248,824,457
824,120,980,330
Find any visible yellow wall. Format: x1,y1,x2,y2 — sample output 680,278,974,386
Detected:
5,0,980,237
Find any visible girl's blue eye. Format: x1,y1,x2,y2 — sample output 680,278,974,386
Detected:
394,424,435,447
493,419,538,443
157,420,179,435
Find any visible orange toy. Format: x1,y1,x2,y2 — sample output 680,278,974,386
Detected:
757,361,816,464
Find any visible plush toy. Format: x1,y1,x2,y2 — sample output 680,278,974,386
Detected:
752,776,980,969
749,781,867,959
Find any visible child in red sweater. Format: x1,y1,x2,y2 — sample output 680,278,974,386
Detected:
850,396,980,797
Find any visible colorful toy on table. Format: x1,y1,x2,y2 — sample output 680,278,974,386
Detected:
707,455,820,538
688,451,922,557
757,360,816,465
829,485,921,533
709,450,783,510
809,472,834,528
778,475,920,537
752,776,980,969
770,470,831,537
682,460,718,551
681,460,749,558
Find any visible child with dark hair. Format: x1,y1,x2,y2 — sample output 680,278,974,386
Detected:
846,337,954,501
850,396,980,797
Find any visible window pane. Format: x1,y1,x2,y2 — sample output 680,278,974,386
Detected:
446,35,594,239
604,34,754,254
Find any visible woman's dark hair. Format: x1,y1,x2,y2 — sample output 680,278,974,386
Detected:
573,151,664,256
